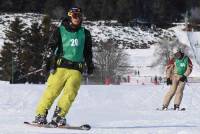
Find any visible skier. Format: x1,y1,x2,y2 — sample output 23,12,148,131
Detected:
162,47,193,110
33,6,94,127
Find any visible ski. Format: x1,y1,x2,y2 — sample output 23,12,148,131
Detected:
156,108,186,111
24,121,45,127
24,121,91,130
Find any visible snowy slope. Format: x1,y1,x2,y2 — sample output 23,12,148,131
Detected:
0,82,200,134
83,21,174,49
0,13,174,49
187,32,200,65
125,45,200,78
0,13,199,78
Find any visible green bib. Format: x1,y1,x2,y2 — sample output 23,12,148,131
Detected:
175,56,188,75
59,25,85,62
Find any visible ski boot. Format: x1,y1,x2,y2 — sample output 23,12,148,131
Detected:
162,105,168,111
33,114,47,124
174,104,180,110
47,106,68,128
33,109,48,124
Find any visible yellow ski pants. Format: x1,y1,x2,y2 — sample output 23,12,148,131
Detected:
36,68,82,117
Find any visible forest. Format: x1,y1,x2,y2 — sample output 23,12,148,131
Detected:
0,0,200,23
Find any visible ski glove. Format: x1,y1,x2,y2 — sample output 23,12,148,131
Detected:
166,78,172,85
45,55,57,73
180,75,187,82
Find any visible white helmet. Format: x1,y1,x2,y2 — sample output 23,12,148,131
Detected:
172,47,183,54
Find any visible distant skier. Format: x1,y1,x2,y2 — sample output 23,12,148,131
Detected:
162,47,193,110
33,6,94,127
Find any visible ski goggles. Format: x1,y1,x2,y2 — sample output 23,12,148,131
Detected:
68,8,82,19
68,12,82,19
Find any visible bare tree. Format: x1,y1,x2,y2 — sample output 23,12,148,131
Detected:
151,39,191,70
93,39,130,83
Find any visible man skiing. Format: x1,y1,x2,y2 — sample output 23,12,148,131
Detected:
33,6,94,127
162,47,193,110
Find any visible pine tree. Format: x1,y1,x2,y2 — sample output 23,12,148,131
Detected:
40,15,54,82
0,17,27,83
40,15,53,68
22,22,44,83
22,15,53,83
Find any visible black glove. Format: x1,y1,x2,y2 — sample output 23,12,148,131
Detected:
180,75,187,82
45,55,57,74
166,78,172,85
87,63,94,75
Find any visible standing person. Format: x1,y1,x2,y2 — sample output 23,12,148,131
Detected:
154,75,158,85
162,48,192,110
33,6,94,127
137,70,140,76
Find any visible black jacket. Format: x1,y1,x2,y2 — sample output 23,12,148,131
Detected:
47,18,94,73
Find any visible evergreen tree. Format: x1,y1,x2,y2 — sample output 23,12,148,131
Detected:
100,0,117,20
0,0,199,23
116,0,133,23
22,22,45,83
44,0,74,19
0,17,27,82
40,15,53,67
151,0,167,23
40,15,56,82
22,15,53,83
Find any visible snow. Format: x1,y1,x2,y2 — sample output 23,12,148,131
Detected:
171,25,191,47
125,46,164,77
0,13,44,48
0,13,199,77
0,82,200,134
0,13,200,134
83,21,173,48
125,44,200,77
187,32,200,65
0,13,174,49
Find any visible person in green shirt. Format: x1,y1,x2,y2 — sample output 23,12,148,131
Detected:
33,6,94,127
162,47,193,110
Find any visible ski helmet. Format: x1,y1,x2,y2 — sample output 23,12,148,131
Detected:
172,47,184,54
67,6,82,19
172,47,184,59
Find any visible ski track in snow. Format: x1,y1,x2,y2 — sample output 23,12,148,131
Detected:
0,82,200,134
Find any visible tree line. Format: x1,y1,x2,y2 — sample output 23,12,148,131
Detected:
0,16,130,84
0,16,52,83
0,0,200,23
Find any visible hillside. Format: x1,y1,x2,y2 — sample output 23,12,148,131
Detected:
0,13,200,79
0,13,175,49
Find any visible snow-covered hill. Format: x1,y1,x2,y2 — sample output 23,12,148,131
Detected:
0,13,44,47
0,13,174,49
83,21,174,49
0,13,200,134
0,13,199,78
0,82,200,134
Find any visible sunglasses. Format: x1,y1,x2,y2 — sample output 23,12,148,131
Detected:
68,12,82,19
